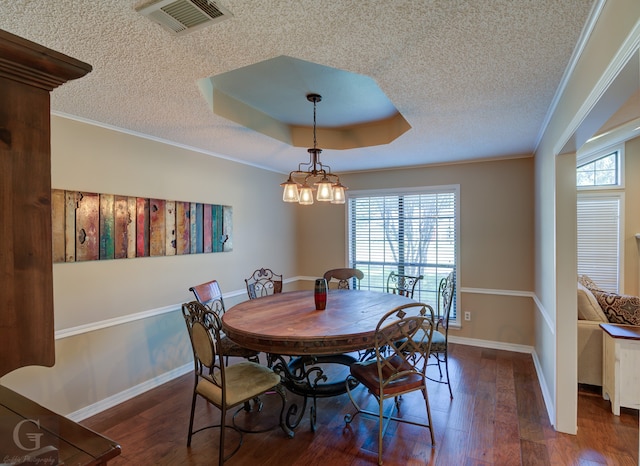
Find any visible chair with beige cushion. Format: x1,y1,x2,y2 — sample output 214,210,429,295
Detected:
189,280,260,364
323,268,364,290
182,301,292,464
344,302,436,465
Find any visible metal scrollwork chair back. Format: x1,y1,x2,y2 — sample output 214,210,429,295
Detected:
245,268,283,299
386,271,424,298
181,301,292,464
323,268,364,290
428,270,456,398
189,279,259,363
344,302,436,465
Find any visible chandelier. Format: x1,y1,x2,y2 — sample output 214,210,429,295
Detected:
280,94,348,205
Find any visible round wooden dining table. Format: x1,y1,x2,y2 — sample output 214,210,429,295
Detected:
222,289,417,355
223,289,420,430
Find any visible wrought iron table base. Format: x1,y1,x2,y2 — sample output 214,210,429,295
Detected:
268,353,359,431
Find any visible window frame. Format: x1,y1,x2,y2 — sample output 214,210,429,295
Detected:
576,144,624,190
346,185,460,325
576,143,625,293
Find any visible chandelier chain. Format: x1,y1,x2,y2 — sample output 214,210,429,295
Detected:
313,98,317,150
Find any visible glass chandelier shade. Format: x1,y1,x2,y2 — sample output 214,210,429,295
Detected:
298,183,314,205
281,177,299,202
281,94,348,205
331,181,347,204
315,176,334,202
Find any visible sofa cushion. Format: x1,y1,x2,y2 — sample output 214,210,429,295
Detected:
592,290,640,325
577,282,608,322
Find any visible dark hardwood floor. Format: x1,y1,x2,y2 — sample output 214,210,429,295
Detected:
83,344,639,465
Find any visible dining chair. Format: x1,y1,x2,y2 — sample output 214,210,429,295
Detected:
181,301,292,464
344,302,436,465
428,271,456,398
386,271,423,298
189,280,260,364
245,267,283,299
323,268,364,290
323,267,368,360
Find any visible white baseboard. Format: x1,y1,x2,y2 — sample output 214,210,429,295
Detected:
531,350,555,427
66,363,192,422
449,335,533,354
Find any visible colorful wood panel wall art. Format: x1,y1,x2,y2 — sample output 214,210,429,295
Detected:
51,189,232,263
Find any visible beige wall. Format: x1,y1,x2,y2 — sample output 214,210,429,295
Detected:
49,117,298,319
297,157,536,346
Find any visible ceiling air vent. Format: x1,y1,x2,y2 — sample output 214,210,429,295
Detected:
136,0,232,36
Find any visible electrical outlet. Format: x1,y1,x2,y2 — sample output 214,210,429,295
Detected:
464,311,471,321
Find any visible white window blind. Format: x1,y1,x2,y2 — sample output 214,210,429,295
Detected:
348,187,457,316
576,195,620,292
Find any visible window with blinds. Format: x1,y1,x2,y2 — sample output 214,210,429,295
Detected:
576,194,621,292
347,186,458,317
576,145,623,293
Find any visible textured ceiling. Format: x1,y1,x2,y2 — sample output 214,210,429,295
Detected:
0,0,595,174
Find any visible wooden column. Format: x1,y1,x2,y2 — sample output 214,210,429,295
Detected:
0,29,91,377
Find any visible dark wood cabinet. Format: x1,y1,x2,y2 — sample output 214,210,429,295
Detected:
0,29,91,377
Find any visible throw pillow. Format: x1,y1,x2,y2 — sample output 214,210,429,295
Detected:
578,274,603,292
577,282,608,322
592,290,640,325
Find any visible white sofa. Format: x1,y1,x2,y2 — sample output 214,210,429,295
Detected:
577,276,640,386
577,281,607,386
578,319,605,386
